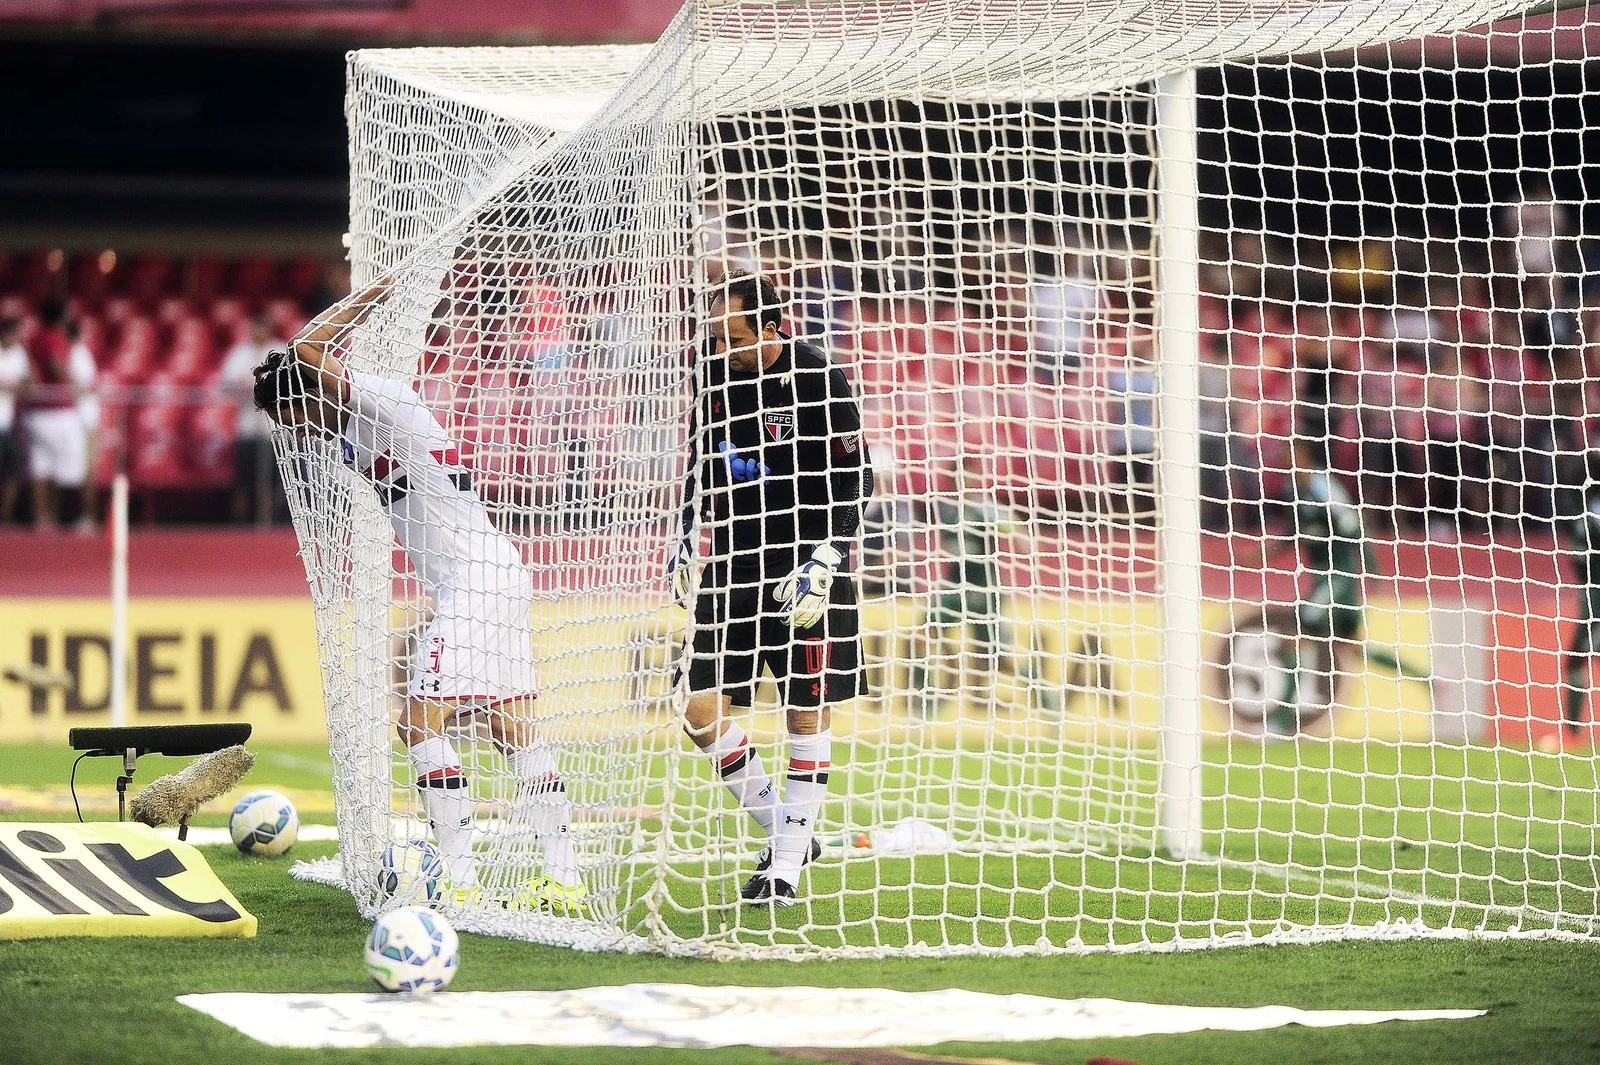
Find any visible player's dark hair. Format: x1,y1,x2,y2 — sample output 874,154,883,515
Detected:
720,271,782,333
252,348,313,415
0,315,17,339
38,299,67,329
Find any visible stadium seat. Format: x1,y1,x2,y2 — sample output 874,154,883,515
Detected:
68,254,113,308
208,297,250,334
125,255,178,305
100,296,140,330
156,296,196,326
261,297,307,339
17,250,61,303
187,401,238,488
189,256,228,301
228,258,280,301
128,399,189,488
281,257,325,303
93,395,129,486
75,317,108,358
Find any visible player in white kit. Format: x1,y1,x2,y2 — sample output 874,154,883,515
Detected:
252,277,586,913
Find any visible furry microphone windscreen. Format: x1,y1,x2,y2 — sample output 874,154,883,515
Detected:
130,745,256,827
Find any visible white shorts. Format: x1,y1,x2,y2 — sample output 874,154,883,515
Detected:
24,410,88,487
408,581,537,705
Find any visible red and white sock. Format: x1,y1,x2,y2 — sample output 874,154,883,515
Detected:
771,729,831,884
409,736,476,888
709,721,777,840
508,744,581,889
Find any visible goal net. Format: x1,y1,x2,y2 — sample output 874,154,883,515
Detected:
284,0,1600,957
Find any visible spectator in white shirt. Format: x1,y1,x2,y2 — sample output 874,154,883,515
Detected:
0,317,27,522
67,319,100,530
218,315,280,523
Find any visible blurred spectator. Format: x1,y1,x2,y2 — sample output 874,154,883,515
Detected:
22,300,88,530
0,317,25,522
1030,244,1100,374
67,319,100,530
218,314,281,524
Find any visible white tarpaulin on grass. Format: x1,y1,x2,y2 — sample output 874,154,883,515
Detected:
179,984,1484,1049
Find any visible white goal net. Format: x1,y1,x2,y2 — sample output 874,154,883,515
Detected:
284,0,1600,958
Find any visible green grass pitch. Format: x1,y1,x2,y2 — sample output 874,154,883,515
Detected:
1,742,1598,1064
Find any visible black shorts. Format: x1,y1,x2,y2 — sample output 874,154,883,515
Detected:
0,429,19,479
683,561,868,709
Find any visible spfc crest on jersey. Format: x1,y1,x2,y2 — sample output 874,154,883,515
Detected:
762,411,795,441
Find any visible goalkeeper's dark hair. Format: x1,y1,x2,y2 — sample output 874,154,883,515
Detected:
720,271,783,333
252,348,313,415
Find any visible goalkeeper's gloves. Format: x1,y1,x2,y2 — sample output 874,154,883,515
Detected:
719,441,770,483
774,543,844,630
667,537,697,607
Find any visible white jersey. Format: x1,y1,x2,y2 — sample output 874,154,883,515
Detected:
341,370,527,600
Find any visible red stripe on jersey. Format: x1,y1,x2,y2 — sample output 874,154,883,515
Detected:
418,766,463,783
718,741,750,770
788,758,830,772
431,447,460,466
370,452,396,482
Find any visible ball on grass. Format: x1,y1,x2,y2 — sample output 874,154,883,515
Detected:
365,906,459,993
378,839,446,905
229,789,299,856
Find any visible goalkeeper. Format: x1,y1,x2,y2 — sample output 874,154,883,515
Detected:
669,271,873,907
254,277,585,914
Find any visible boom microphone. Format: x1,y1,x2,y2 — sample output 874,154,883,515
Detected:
129,745,256,829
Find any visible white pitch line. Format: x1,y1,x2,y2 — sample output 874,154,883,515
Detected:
1225,855,1600,934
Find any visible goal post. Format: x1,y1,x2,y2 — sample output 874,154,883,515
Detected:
1154,66,1205,862
284,0,1600,958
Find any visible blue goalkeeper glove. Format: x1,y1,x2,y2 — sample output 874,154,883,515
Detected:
774,543,843,629
719,441,769,483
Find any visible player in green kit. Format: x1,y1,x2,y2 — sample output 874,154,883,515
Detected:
1559,493,1600,740
909,453,1057,717
1245,442,1432,735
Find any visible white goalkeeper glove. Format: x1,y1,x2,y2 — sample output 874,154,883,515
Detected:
774,543,843,630
667,537,697,607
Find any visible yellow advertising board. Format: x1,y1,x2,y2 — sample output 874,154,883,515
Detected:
0,821,256,940
0,597,327,744
0,591,1473,749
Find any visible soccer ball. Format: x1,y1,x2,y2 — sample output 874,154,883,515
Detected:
229,790,299,856
378,839,446,904
365,906,459,993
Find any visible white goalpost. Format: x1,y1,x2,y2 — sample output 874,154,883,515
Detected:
285,0,1600,958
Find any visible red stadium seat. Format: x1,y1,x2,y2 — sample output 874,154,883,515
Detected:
128,400,189,488
208,296,250,334
18,250,62,303
228,258,280,301
75,317,108,360
261,297,307,340
100,297,140,330
68,253,113,308
93,396,130,486
125,255,178,305
165,323,219,384
105,318,164,384
187,401,238,488
281,257,324,302
156,297,196,326
189,256,227,301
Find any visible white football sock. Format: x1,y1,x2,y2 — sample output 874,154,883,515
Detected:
708,721,777,840
409,736,476,888
771,729,831,885
509,743,582,888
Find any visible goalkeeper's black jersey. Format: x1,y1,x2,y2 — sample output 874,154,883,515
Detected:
682,334,873,575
